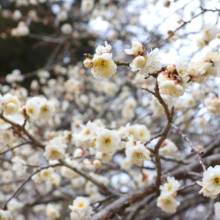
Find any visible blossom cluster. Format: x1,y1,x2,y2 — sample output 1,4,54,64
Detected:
198,165,220,199
157,176,181,213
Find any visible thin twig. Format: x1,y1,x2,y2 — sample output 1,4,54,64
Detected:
170,123,206,171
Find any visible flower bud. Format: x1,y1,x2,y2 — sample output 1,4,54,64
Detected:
167,30,173,35
83,58,93,68
197,145,204,151
163,0,170,7
216,32,220,39
18,106,26,116
172,191,177,197
133,56,146,68
177,19,182,24
93,159,101,169
167,64,176,73
74,148,83,157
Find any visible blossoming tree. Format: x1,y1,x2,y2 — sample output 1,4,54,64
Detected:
1,0,220,220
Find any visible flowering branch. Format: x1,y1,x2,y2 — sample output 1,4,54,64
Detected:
58,159,119,196
170,123,206,171
0,141,32,156
83,53,130,66
153,7,220,48
0,114,45,150
2,164,60,210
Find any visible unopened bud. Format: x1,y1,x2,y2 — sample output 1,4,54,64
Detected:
67,132,72,141
83,58,93,68
133,56,146,68
167,64,176,73
74,148,83,157
93,159,102,169
18,106,26,115
190,76,197,82
216,32,220,39
164,0,170,7
167,30,173,35
177,19,182,24
136,141,142,145
172,191,177,197
197,145,204,151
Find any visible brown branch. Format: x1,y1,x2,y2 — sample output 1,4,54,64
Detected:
58,159,119,197
153,7,220,48
144,133,162,146
153,79,174,190
0,114,45,150
90,185,156,220
141,87,155,95
2,164,60,210
0,141,32,155
83,53,130,67
178,182,197,192
91,153,220,220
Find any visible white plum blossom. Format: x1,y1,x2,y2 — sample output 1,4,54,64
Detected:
26,98,40,120
81,0,94,14
0,130,13,145
95,41,112,56
150,96,164,116
121,123,151,142
197,181,217,199
8,198,23,212
44,137,67,160
38,100,56,120
64,78,82,94
125,137,151,166
13,10,22,21
69,197,93,220
95,151,114,163
91,53,117,79
12,156,27,177
205,97,220,115
199,165,220,198
124,38,144,55
157,194,180,214
57,10,68,21
69,197,90,212
61,23,73,35
175,57,189,75
46,204,60,219
40,167,54,181
73,121,100,149
61,159,79,179
2,93,21,115
159,139,178,156
186,51,220,83
201,24,218,42
11,21,29,37
158,76,184,97
6,69,24,83
130,48,162,76
0,210,10,220
160,176,180,196
95,129,120,153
